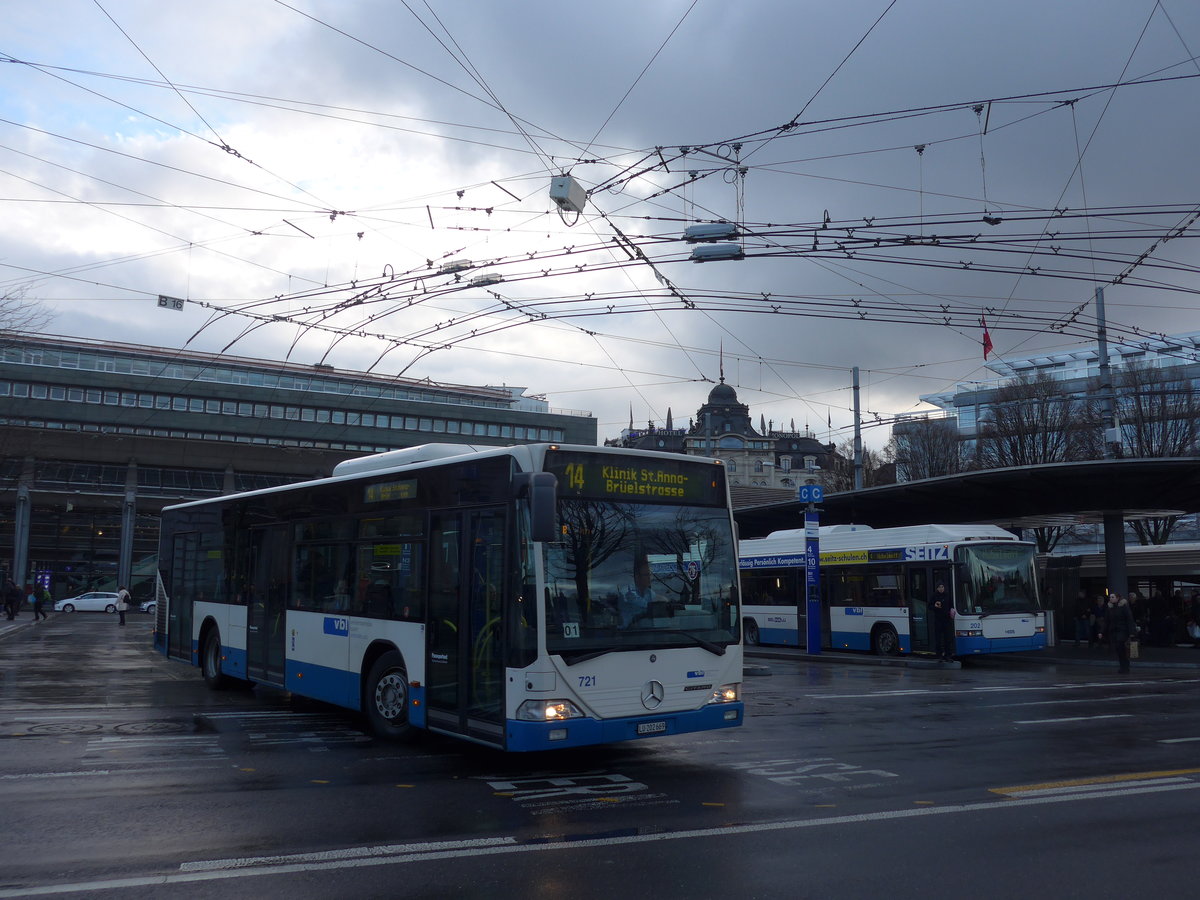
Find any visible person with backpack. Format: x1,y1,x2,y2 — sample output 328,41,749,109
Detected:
33,586,50,621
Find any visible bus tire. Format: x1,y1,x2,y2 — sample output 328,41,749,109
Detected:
364,651,414,741
201,628,230,690
744,620,760,646
871,625,900,656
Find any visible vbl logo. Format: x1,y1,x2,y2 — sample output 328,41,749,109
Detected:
324,616,349,636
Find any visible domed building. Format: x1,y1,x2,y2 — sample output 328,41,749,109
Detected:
607,377,843,492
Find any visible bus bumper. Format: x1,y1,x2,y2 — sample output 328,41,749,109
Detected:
505,702,744,752
957,635,1047,654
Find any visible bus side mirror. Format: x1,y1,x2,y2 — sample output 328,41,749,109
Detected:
516,472,557,543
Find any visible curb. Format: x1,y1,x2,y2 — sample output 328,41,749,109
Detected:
746,647,959,669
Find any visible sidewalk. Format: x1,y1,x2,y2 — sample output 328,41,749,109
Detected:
0,612,55,640
747,639,1200,670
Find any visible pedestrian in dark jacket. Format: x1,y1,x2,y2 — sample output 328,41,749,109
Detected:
929,582,956,662
34,586,50,621
1089,595,1106,647
1097,593,1136,673
1073,589,1092,645
3,578,22,620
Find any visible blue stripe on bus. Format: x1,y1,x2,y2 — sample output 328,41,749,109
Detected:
223,645,247,678
829,630,912,653
408,684,426,729
505,702,743,752
758,626,801,647
957,635,1047,654
286,659,359,709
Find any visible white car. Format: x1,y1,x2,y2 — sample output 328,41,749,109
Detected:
140,600,157,615
54,592,121,613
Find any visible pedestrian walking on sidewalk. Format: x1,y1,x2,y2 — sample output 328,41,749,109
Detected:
33,586,50,621
1097,592,1136,673
3,578,21,620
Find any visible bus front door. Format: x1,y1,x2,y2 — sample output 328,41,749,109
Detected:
247,525,288,685
908,568,934,653
426,508,507,747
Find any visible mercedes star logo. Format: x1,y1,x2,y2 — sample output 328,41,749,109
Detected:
641,680,665,710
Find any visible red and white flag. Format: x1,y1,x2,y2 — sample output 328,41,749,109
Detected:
982,316,994,360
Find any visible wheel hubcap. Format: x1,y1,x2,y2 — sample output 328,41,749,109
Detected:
374,671,406,720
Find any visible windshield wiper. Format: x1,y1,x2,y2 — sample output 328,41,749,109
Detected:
559,648,615,666
557,630,727,665
657,629,726,655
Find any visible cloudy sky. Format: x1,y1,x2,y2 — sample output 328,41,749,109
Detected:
4,0,1200,448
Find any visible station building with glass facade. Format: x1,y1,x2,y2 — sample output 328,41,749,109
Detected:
0,333,595,603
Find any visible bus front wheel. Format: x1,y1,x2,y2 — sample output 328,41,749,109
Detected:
201,629,229,689
744,620,760,646
871,625,900,656
365,651,414,741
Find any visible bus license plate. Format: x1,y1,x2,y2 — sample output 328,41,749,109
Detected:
637,720,667,735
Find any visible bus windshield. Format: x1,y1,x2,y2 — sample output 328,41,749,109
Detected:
957,543,1041,615
544,498,739,662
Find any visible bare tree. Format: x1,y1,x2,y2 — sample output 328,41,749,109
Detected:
0,287,53,340
1103,361,1200,544
886,415,967,481
1115,361,1200,458
830,438,888,490
1029,524,1080,554
979,373,1087,468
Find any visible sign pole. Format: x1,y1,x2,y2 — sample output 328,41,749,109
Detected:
797,483,823,653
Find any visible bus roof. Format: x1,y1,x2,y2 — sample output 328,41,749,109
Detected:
743,523,1024,556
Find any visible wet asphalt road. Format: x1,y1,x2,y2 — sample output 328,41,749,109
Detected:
2,614,1199,898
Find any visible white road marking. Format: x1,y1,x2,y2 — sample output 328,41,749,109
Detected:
805,678,1200,701
1014,714,1132,724
992,776,1193,798
5,779,1200,896
0,770,113,780
988,694,1156,708
1159,737,1200,743
180,836,520,872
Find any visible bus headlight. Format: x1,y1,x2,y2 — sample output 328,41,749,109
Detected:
955,629,983,638
709,684,739,703
516,699,584,721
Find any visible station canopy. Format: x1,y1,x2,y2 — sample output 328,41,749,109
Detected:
733,458,1200,539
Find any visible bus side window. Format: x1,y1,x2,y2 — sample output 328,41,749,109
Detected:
394,543,424,621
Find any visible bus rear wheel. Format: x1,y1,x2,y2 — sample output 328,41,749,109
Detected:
744,620,760,646
872,625,900,656
365,651,414,741
201,629,229,689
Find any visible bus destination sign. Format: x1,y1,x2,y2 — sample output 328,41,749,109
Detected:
821,545,948,565
363,479,418,504
544,450,724,506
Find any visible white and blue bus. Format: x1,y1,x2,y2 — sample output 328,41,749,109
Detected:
739,524,1046,657
154,443,743,751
